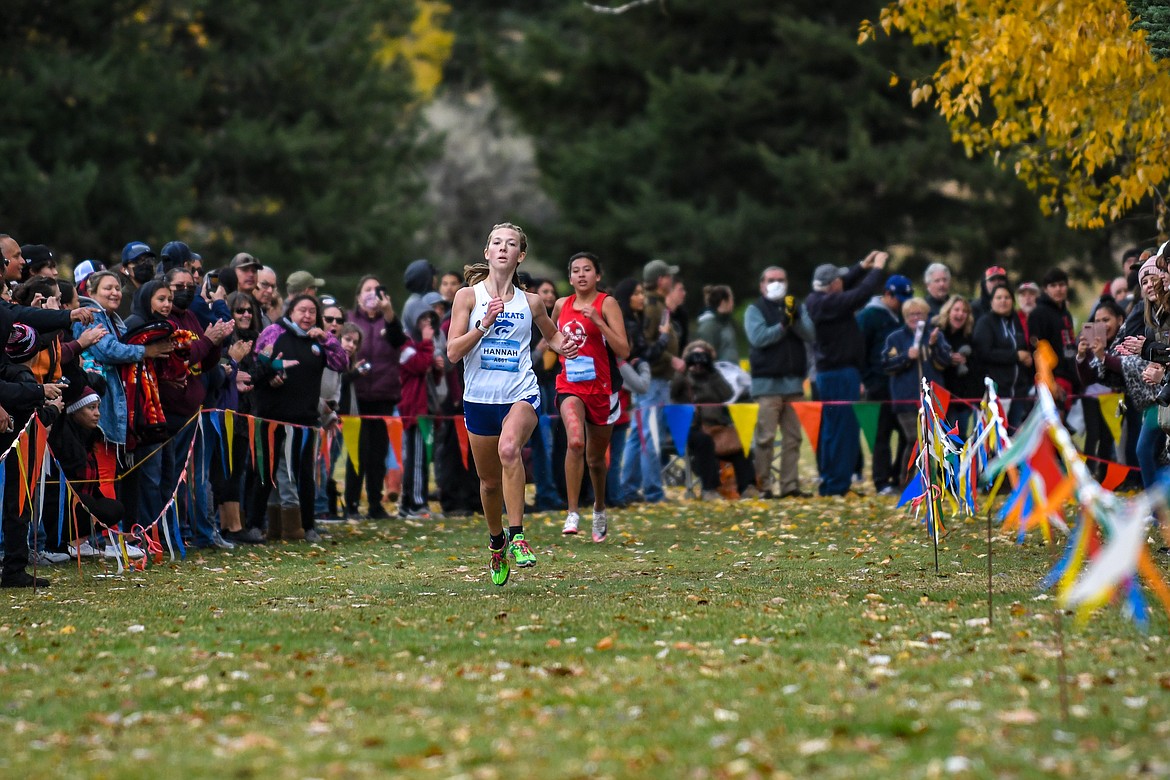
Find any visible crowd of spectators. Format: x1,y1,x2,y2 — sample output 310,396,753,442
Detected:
0,227,1164,588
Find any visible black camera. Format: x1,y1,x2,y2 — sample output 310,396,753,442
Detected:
1142,339,1170,365
684,350,713,371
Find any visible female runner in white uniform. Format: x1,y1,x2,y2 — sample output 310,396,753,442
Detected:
447,223,577,586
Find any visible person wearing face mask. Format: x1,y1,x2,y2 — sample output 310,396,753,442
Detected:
745,266,815,499
154,268,235,550
116,242,159,320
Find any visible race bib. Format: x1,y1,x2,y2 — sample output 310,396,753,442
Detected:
565,355,596,383
480,338,521,372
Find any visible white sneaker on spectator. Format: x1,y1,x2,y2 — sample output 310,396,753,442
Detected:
68,541,99,558
31,550,71,565
103,543,145,560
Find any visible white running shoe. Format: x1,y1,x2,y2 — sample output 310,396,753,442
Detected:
68,541,99,559
31,550,71,565
103,543,146,560
592,510,608,543
562,511,580,535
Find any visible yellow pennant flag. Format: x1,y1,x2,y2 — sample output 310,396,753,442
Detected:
727,403,759,457
1097,393,1124,445
341,415,362,472
224,410,234,468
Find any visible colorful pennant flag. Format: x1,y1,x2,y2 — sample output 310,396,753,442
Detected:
791,402,822,453
727,403,759,457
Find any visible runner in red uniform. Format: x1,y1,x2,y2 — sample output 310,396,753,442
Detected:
552,252,628,542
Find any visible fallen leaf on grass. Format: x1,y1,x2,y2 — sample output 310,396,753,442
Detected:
997,708,1038,724
595,635,615,651
799,738,831,756
222,733,278,753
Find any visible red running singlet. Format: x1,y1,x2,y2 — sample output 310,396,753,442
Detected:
555,293,613,396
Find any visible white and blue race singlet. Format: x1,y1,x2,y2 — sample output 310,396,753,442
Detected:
463,281,539,404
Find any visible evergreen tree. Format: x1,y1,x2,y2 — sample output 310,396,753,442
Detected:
480,0,1108,294
1130,0,1170,61
0,0,434,276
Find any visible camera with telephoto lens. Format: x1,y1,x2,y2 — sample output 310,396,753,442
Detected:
1142,339,1170,365
684,350,713,372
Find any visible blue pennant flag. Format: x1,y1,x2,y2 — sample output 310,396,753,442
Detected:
662,405,695,456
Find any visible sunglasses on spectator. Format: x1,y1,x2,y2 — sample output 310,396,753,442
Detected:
234,308,253,315
170,284,196,291
323,315,345,324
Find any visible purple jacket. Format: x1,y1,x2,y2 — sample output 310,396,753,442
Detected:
348,307,407,405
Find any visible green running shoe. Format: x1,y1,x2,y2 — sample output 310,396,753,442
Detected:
508,532,537,568
489,544,510,586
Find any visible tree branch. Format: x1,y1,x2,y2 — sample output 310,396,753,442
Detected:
583,0,662,15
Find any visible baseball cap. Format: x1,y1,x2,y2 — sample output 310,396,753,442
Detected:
73,259,104,286
159,241,193,271
121,241,155,265
286,270,325,296
984,265,1008,281
812,264,848,291
884,274,913,302
21,244,56,272
1016,281,1040,294
230,252,261,270
643,258,680,285
422,291,445,307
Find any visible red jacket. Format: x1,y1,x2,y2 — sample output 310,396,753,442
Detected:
397,336,440,426
159,307,221,424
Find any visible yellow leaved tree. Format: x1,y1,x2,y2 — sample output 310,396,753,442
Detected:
861,0,1170,230
373,0,453,100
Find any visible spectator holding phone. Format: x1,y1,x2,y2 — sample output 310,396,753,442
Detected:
620,259,682,505
345,275,407,519
1076,300,1126,482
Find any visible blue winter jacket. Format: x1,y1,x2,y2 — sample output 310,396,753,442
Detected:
72,298,148,446
882,324,952,410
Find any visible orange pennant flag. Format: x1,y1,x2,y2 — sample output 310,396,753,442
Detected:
454,416,470,468
930,381,951,417
95,442,118,500
16,432,30,515
1100,462,1131,492
1033,340,1058,394
791,401,822,453
32,417,48,492
385,417,403,465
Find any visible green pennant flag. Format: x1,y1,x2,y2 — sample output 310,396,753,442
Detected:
254,418,265,480
418,416,434,463
852,402,881,454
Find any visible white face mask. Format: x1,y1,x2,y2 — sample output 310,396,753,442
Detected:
765,281,787,301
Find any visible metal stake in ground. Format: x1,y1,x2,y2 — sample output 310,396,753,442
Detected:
1055,607,1070,724
986,506,994,625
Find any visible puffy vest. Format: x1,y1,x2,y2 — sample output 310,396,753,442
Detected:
748,296,806,380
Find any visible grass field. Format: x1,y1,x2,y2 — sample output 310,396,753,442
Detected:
2,494,1168,779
